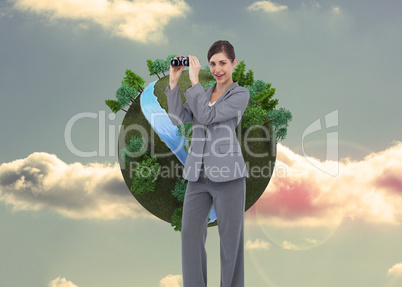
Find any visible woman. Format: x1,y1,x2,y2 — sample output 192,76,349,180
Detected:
165,40,250,287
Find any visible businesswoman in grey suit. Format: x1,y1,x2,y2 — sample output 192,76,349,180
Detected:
165,40,250,287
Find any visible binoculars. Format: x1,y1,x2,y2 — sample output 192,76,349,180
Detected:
171,56,189,67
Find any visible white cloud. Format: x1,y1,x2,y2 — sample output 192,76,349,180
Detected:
3,140,402,227
247,1,288,13
0,152,153,220
282,240,299,250
10,0,191,43
332,6,341,14
245,141,402,227
49,277,78,287
245,238,271,250
303,237,319,245
160,274,183,287
388,263,402,277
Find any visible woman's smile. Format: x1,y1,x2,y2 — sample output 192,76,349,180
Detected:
209,52,237,86
214,73,224,79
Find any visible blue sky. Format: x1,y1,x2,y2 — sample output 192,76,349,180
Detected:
1,0,402,286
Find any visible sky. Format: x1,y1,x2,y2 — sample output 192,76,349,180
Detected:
1,0,402,286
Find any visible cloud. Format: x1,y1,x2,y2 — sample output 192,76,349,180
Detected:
49,277,78,287
245,239,271,250
375,166,402,195
281,240,300,250
245,141,402,227
388,263,402,277
247,1,288,13
280,238,319,251
160,274,183,287
332,6,341,14
0,152,153,220
10,0,191,43
3,141,402,226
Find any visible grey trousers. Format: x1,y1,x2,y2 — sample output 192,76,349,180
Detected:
181,161,246,287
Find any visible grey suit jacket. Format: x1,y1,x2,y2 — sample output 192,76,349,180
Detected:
165,82,250,182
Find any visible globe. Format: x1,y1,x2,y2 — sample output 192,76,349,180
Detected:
118,70,277,228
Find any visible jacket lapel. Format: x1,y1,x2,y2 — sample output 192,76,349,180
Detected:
209,82,239,105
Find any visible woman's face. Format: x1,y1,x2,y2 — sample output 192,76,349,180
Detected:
209,52,237,86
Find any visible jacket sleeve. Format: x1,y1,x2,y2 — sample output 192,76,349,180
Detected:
165,84,193,126
184,83,250,125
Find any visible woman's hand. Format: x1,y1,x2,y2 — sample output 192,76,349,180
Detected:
169,57,185,90
188,55,201,87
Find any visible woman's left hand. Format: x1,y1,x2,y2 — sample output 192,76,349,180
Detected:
188,55,201,87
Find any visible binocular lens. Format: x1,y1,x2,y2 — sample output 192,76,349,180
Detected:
170,56,190,67
171,58,180,66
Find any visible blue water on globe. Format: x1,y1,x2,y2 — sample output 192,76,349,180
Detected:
140,80,217,223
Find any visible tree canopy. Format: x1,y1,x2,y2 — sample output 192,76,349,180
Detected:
116,84,138,109
130,155,160,195
106,68,145,113
254,82,279,111
122,69,145,92
267,107,293,141
232,60,254,86
105,99,121,113
146,59,155,77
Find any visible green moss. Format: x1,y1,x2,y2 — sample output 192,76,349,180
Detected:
172,178,187,202
171,207,183,232
130,155,160,195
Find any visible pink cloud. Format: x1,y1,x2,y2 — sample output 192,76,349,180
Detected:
248,177,330,220
246,141,402,227
373,167,402,195
1,141,402,227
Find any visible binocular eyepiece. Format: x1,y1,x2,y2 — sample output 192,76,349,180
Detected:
171,56,189,67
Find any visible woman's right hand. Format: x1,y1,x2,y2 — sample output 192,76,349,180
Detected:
169,57,185,90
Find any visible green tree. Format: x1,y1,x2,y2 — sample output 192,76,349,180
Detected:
115,84,138,110
172,178,187,202
162,60,170,76
244,69,254,86
105,99,122,113
153,59,166,78
253,80,266,94
146,59,155,77
130,155,160,195
255,82,279,111
242,104,268,130
244,85,256,98
165,54,177,74
120,135,147,162
267,107,293,141
122,69,145,93
171,207,183,232
106,68,145,114
244,84,259,105
232,60,247,86
249,80,268,105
